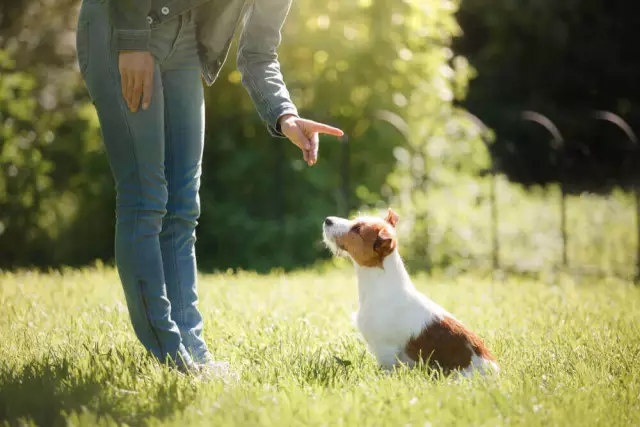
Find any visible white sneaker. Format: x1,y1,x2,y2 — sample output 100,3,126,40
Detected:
196,360,239,383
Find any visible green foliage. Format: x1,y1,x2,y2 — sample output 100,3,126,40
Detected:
193,0,473,271
1,267,639,425
453,0,640,189
0,0,473,271
0,48,112,267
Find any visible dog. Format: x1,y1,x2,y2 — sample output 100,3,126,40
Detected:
322,208,499,377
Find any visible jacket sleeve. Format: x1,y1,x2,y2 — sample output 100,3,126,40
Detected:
236,0,299,137
108,0,153,51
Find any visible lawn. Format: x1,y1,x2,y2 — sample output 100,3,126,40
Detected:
1,264,639,426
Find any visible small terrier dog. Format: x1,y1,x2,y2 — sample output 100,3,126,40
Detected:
322,208,498,377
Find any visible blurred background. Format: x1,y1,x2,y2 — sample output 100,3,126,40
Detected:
1,0,639,279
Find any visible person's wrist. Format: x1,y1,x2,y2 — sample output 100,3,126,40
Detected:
278,114,297,129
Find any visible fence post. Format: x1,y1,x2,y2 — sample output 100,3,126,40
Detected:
489,169,499,271
521,111,567,269
592,111,640,283
462,112,500,273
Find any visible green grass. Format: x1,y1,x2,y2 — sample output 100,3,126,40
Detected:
1,264,639,426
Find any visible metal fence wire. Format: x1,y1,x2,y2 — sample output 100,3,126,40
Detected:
329,109,640,283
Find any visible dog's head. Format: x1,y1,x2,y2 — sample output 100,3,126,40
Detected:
322,208,399,268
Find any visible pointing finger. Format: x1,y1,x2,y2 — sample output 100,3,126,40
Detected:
306,120,344,137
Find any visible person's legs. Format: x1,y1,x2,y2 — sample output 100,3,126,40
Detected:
155,12,211,363
76,0,192,368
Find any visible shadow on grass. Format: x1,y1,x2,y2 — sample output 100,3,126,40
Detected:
0,357,102,426
0,353,196,426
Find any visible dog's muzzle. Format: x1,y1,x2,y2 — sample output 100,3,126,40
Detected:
322,216,348,256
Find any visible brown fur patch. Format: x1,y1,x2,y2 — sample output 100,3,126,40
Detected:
336,221,396,268
405,316,495,374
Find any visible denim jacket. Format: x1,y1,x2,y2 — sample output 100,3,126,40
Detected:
109,0,298,137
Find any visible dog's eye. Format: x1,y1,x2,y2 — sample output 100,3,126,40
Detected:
351,224,361,233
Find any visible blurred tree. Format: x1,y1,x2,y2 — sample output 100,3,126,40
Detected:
0,0,470,272
181,0,474,271
454,0,640,192
0,0,114,268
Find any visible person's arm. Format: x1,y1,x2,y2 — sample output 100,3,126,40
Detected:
237,0,343,165
236,0,298,138
109,0,153,51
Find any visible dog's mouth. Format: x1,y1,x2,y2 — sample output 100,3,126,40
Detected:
322,228,347,257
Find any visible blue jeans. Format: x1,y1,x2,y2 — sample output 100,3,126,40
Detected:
76,0,209,368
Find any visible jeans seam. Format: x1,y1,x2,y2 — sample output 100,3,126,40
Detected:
107,24,165,359
139,280,164,357
164,99,186,331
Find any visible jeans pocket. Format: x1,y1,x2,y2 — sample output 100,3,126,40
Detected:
76,21,90,76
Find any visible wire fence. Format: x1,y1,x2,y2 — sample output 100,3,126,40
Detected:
329,109,640,283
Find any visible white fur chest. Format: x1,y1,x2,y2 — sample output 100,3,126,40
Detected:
353,252,446,367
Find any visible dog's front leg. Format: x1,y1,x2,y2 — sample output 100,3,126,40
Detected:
372,345,403,372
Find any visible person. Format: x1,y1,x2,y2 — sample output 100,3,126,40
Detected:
75,0,344,376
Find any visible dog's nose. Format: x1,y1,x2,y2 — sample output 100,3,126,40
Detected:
324,217,333,226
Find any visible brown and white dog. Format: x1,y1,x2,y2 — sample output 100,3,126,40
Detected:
322,208,498,377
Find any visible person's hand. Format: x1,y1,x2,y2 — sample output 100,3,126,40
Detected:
279,114,344,166
119,51,155,112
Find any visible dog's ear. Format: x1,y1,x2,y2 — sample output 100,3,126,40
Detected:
374,227,396,255
384,208,399,228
